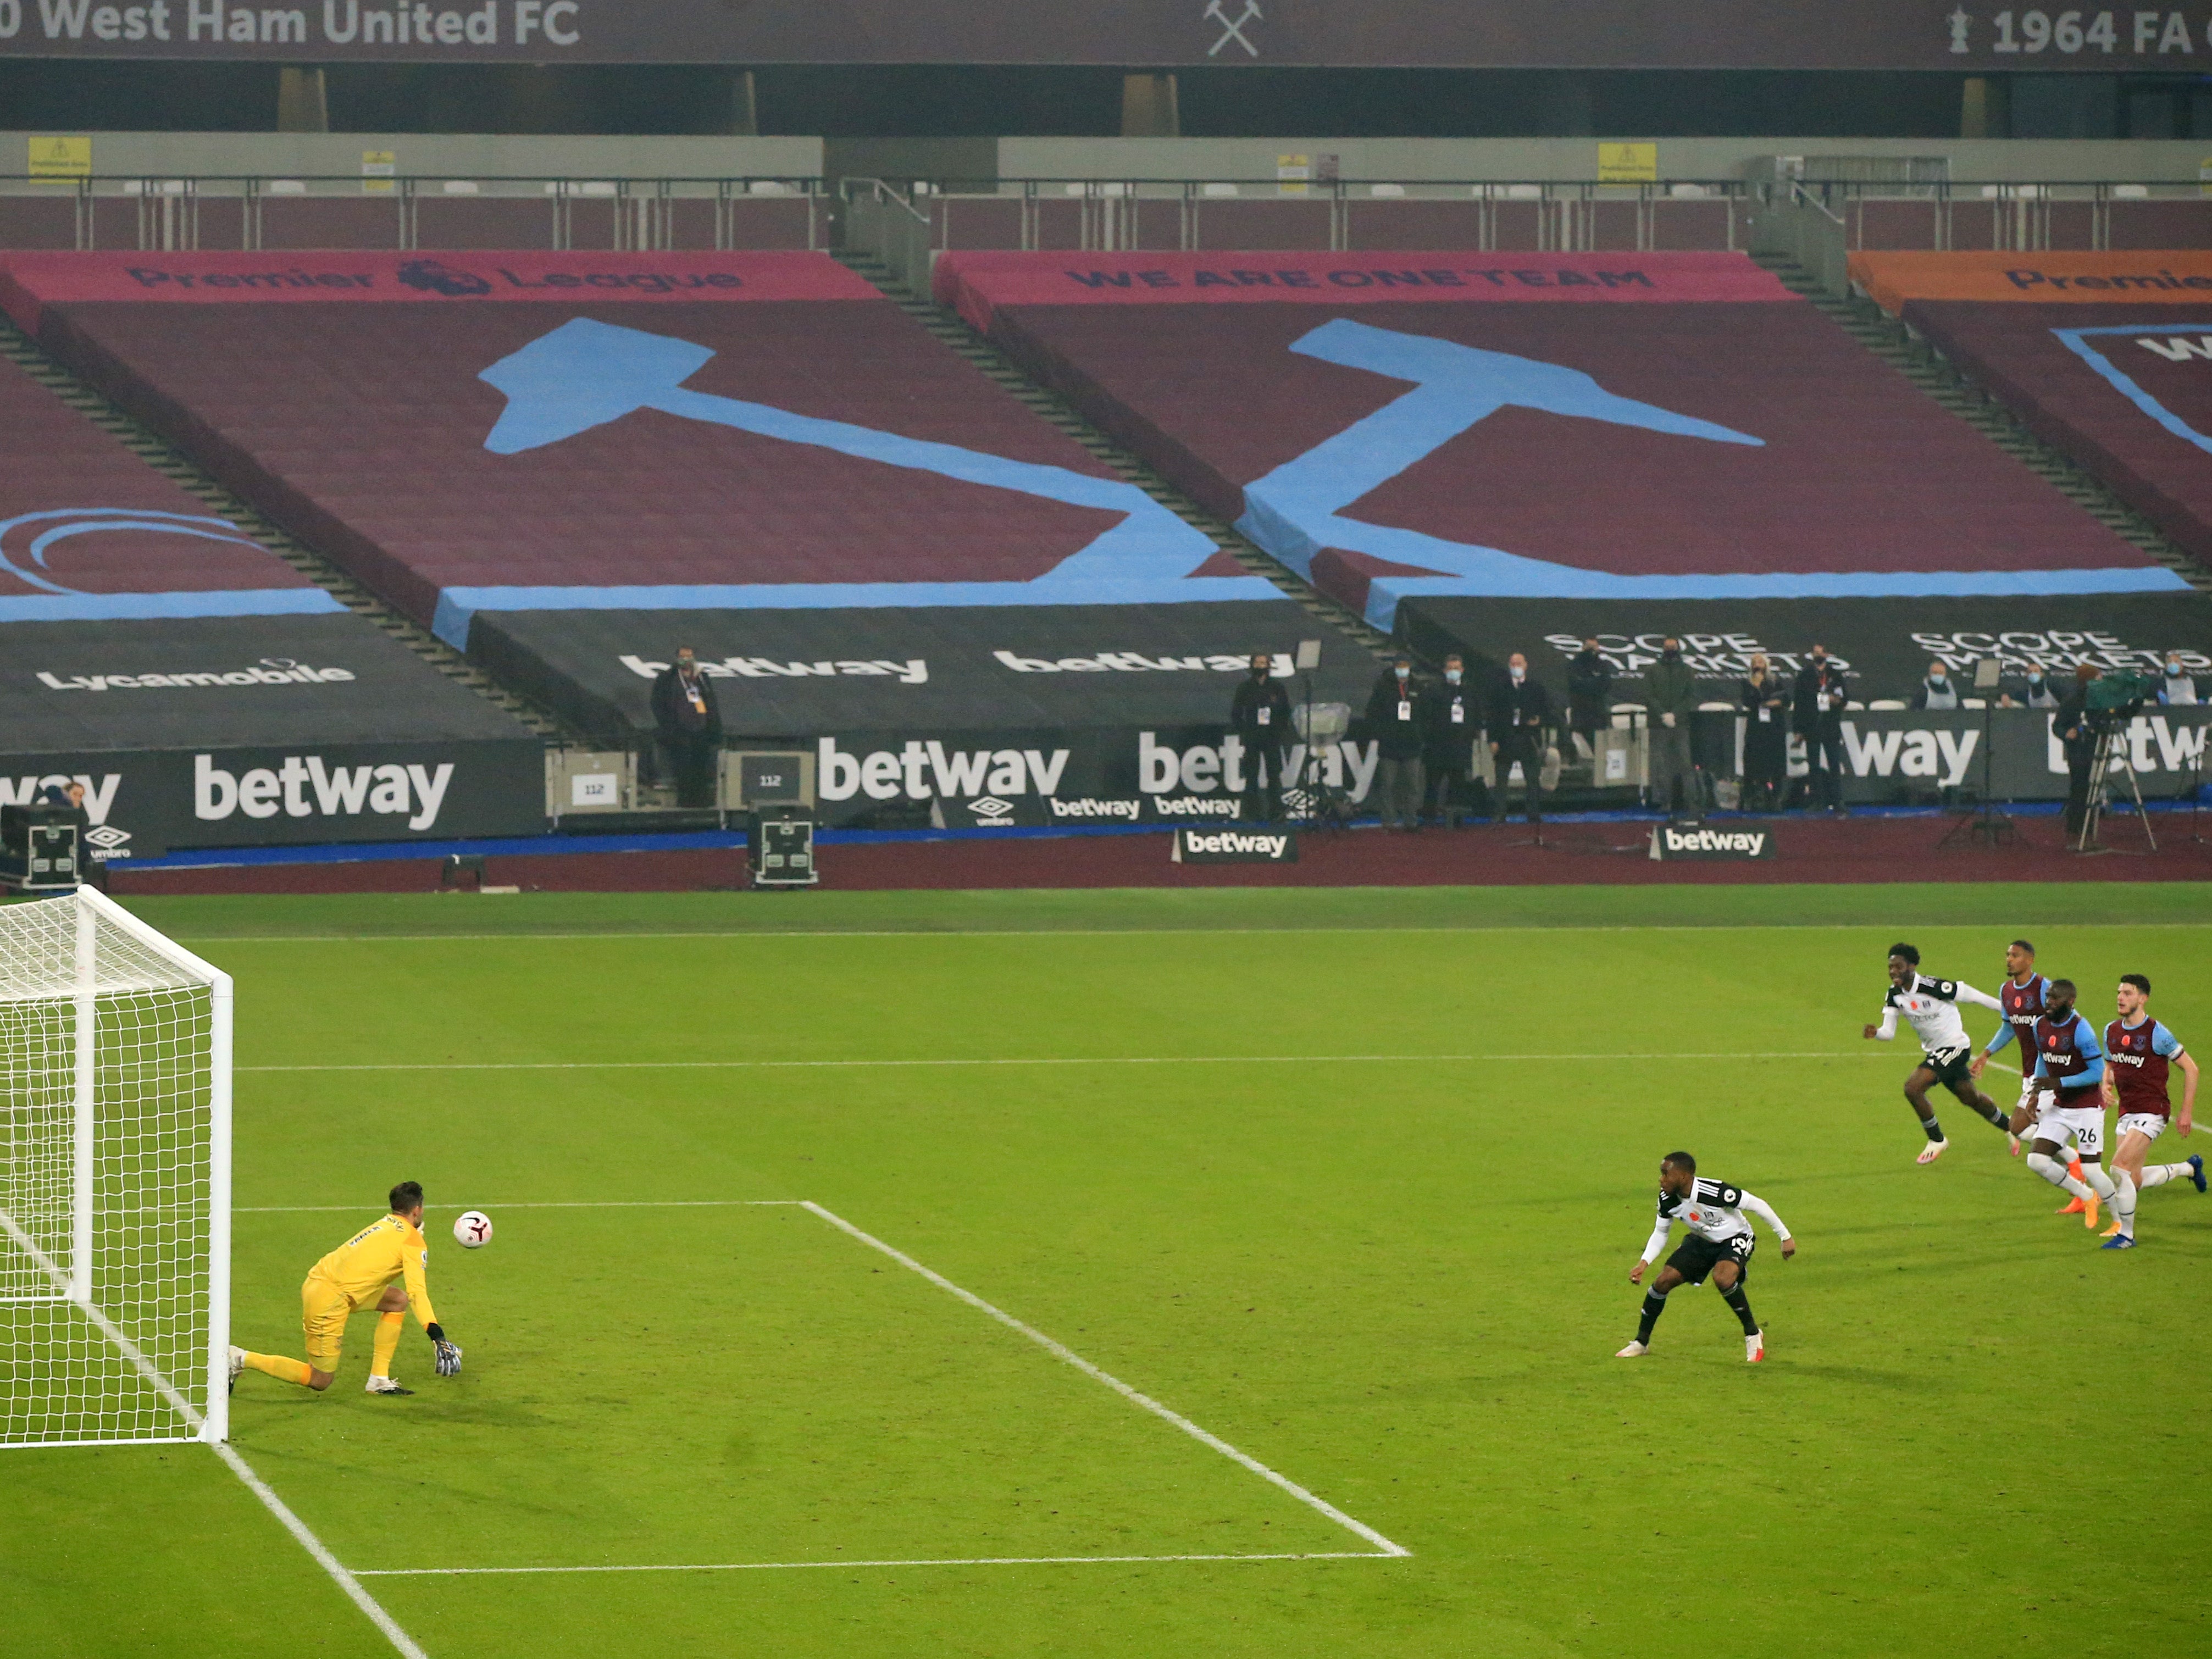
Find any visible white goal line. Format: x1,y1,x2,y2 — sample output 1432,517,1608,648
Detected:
238,1050,1893,1074
333,1198,1406,1589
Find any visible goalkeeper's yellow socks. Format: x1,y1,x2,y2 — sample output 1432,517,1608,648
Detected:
242,1351,313,1387
370,1312,404,1381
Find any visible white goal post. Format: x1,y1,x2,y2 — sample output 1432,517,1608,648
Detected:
0,887,231,1448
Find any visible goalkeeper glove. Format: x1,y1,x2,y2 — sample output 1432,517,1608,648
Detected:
425,1323,463,1377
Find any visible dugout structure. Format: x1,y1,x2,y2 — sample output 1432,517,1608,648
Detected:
0,888,230,1448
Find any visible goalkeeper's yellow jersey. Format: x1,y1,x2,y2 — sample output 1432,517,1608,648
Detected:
308,1212,437,1328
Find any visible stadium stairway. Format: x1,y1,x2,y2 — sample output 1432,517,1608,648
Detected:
1751,252,2212,595
0,313,581,744
832,249,1395,664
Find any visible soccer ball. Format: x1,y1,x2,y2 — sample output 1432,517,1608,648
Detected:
452,1210,493,1249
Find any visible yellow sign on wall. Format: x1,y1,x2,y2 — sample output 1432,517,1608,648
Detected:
362,149,397,195
28,137,91,181
1597,142,1658,184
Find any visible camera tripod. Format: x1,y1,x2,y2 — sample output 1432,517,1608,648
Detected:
2078,718,2156,853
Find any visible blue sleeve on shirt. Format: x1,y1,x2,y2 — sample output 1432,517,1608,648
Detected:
2154,1022,2184,1058
1984,1021,2016,1056
2070,1016,2106,1088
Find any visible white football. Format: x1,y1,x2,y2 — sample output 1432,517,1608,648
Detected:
452,1209,493,1249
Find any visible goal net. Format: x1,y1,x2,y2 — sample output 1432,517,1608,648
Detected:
0,887,230,1448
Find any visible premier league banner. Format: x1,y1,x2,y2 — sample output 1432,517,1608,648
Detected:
0,0,2185,71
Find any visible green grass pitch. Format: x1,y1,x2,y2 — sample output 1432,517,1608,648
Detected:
7,882,2210,1657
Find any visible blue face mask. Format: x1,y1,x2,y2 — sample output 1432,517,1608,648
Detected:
1445,669,1462,684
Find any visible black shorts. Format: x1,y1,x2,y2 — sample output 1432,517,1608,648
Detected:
1666,1231,1754,1286
1921,1044,1975,1091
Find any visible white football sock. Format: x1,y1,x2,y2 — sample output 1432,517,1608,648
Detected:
2139,1163,2187,1189
2083,1163,2117,1201
2027,1151,2093,1201
2114,1170,2138,1239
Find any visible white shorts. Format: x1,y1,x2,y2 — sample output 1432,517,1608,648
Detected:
2115,1112,2169,1146
2034,1103,2105,1159
2016,1074,2042,1112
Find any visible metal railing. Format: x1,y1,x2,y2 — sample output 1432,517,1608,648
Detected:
849,175,1755,257
0,175,827,253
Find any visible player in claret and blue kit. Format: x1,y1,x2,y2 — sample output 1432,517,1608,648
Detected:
1617,1151,1796,1364
1862,944,2013,1164
2098,973,2204,1249
2021,980,2121,1231
1968,938,2052,1159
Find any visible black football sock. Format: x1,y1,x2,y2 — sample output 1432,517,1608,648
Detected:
1975,1100,2010,1129
1635,1288,1670,1344
1719,1281,1759,1336
1921,1116,1945,1142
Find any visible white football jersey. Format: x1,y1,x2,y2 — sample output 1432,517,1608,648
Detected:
1639,1177,1790,1264
1878,974,2001,1057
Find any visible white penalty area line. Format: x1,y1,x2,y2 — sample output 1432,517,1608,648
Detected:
235,1199,803,1214
342,1199,1406,1583
356,1550,1384,1578
214,1442,428,1659
238,1050,1892,1074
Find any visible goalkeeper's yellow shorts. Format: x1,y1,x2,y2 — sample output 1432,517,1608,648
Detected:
300,1275,354,1371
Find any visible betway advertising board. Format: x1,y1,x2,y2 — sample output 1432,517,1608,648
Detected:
1826,707,2211,802
11,738,545,858
813,727,1381,829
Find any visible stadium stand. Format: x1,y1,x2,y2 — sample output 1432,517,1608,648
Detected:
0,335,545,857
0,249,1376,820
1857,250,2212,572
937,247,2212,691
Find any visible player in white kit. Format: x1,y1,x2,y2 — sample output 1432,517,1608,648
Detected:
1617,1151,1796,1363
1862,944,2011,1165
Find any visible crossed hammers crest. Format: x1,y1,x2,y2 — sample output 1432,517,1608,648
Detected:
1205,0,1261,57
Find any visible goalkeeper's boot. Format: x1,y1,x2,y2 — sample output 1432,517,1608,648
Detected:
364,1375,414,1397
1614,1341,1649,1358
226,1345,245,1396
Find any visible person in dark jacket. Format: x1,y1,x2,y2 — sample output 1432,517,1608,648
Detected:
1365,653,1426,829
1566,637,1615,752
2055,663,2102,844
1641,638,1700,818
1738,653,1790,813
1793,644,1851,815
1489,652,1553,825
1424,653,1482,827
650,646,724,808
1229,652,1294,820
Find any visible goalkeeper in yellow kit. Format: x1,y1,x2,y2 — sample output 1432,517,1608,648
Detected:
229,1181,462,1398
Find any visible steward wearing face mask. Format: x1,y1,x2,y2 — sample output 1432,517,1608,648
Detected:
1365,652,1427,830
2158,653,2199,707
1910,660,1960,711
1792,645,1851,815
1229,652,1294,821
1424,653,1482,828
1641,637,1700,820
1488,651,1553,826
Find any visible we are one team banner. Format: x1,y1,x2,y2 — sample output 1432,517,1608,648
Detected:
934,249,1793,332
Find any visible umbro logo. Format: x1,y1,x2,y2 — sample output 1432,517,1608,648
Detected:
85,825,131,850
967,797,1014,819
